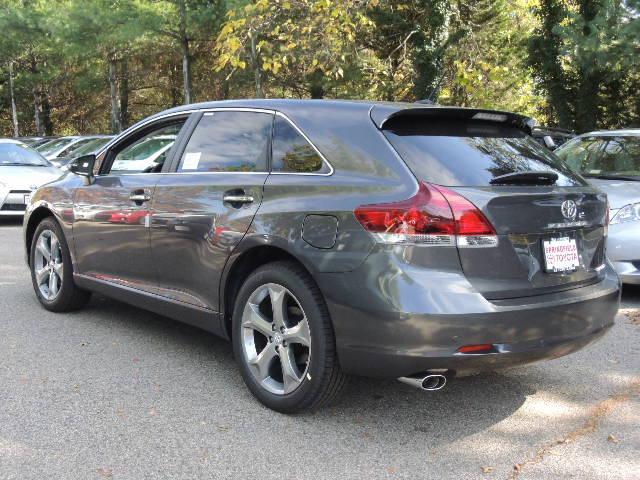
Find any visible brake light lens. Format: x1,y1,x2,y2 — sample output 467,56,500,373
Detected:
354,182,497,247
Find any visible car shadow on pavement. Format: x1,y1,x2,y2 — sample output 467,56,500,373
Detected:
0,218,23,227
79,293,532,446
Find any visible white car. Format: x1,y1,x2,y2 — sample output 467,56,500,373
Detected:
556,129,640,284
36,136,107,161
0,139,63,216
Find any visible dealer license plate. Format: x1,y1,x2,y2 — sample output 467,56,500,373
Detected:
543,237,580,273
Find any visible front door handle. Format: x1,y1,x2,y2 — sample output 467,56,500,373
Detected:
223,194,254,204
129,191,151,203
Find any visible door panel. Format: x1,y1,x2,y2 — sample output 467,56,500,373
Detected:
72,175,158,292
150,173,267,309
150,110,274,311
71,116,190,293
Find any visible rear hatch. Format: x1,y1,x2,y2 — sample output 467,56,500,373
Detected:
378,108,608,299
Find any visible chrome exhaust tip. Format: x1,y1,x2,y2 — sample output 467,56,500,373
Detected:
398,372,448,391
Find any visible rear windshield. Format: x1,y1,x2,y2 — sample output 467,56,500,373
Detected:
383,119,584,187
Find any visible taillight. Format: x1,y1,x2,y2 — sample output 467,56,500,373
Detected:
354,182,497,247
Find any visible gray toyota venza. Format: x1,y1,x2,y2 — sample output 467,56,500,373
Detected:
24,100,620,413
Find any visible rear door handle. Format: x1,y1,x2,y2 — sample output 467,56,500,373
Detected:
223,194,254,204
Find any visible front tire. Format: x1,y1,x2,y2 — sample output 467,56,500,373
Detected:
30,217,91,312
232,261,346,413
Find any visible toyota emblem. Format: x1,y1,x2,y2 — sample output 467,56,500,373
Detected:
561,200,577,221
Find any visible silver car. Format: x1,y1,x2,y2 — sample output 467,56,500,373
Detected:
36,136,107,161
556,129,640,284
0,139,62,216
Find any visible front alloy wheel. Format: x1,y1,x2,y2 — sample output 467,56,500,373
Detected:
34,229,64,301
30,217,91,312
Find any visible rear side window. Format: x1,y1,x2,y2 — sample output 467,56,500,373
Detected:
271,116,328,174
383,119,584,187
178,111,272,173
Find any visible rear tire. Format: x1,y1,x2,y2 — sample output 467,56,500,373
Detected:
30,217,91,312
232,261,347,413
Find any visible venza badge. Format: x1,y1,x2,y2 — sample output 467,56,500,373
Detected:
561,200,577,221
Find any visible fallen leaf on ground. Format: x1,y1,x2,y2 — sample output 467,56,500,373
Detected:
607,434,619,443
97,467,113,477
481,466,493,473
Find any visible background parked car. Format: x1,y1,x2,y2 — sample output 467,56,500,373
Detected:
0,139,62,216
36,135,109,161
556,129,640,284
49,136,114,170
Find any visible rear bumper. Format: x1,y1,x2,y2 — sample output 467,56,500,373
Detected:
317,252,620,378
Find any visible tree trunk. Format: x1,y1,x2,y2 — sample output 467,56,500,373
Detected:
33,87,44,136
308,69,325,99
179,0,192,104
250,33,264,98
119,59,129,129
108,55,122,134
41,91,53,136
9,62,19,137
170,64,180,107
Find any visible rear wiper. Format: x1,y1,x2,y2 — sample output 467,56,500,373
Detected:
583,174,640,181
489,171,558,185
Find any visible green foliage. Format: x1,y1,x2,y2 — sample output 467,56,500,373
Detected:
0,0,638,136
529,0,640,131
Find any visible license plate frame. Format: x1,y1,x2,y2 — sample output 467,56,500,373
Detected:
542,236,580,273
23,194,31,205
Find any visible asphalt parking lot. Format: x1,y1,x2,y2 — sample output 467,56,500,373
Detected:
0,218,638,480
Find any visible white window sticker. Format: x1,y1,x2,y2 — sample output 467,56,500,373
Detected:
182,152,201,170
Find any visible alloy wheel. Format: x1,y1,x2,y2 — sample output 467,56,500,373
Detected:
241,283,311,395
34,229,64,301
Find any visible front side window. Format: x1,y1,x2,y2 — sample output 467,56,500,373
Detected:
178,111,272,173
108,122,185,175
271,116,327,173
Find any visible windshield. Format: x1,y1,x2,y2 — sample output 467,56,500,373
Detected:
0,143,50,166
557,136,640,180
383,119,584,187
69,137,111,158
36,137,76,156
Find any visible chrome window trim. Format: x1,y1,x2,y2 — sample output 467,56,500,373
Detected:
95,107,334,177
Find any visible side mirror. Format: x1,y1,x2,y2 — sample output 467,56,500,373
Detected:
543,135,557,150
68,154,96,178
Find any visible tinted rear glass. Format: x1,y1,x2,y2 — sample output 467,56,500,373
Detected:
383,119,584,187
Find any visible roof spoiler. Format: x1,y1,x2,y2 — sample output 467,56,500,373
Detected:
370,105,537,134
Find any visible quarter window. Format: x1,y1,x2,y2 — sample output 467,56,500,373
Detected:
271,116,327,173
178,111,272,173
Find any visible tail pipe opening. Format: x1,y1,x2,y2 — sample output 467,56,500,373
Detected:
398,371,451,391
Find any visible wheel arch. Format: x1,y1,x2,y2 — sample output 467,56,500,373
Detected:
25,206,57,266
220,244,318,340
